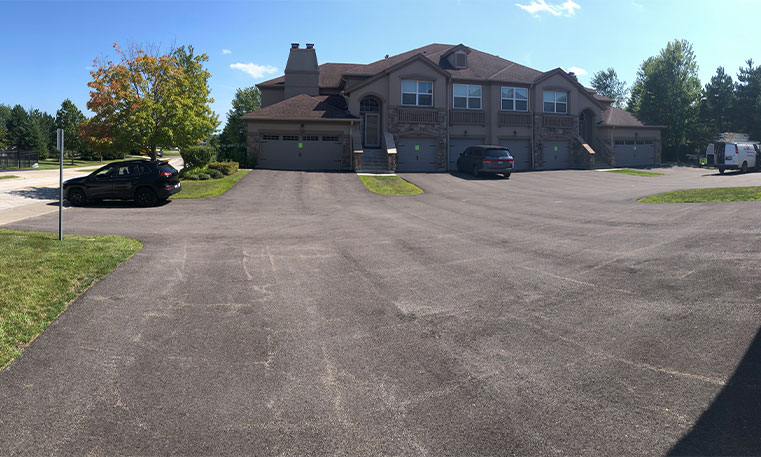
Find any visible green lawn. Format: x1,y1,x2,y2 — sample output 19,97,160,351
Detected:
0,229,142,369
359,175,423,195
0,175,19,180
606,169,666,177
639,186,761,203
170,169,250,199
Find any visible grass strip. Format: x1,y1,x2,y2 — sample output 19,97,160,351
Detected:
639,186,761,203
0,229,142,369
0,175,19,180
360,175,423,195
171,169,250,199
606,169,666,177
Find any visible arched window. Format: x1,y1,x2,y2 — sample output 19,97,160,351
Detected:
360,97,380,113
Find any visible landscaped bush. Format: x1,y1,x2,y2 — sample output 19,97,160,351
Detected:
208,169,223,179
197,173,211,180
208,161,239,175
180,168,201,180
180,146,216,169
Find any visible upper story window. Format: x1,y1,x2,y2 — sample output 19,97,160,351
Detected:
402,80,433,107
453,84,482,109
501,87,528,111
543,91,567,113
454,53,467,69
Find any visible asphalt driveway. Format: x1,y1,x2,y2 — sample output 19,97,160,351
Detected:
2,166,761,455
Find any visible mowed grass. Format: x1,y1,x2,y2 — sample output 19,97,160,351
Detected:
639,186,761,203
170,169,250,199
606,169,666,177
0,175,19,180
0,229,142,369
360,175,423,195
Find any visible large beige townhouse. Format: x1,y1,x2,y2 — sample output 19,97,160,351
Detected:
243,43,663,172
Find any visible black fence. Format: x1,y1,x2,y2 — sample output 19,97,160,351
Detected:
0,150,40,169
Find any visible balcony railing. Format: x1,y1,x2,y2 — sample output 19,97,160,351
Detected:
498,111,532,126
449,110,485,126
542,114,574,128
397,108,438,124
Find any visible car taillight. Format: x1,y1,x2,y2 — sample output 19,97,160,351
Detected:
507,158,515,162
165,184,174,190
160,171,172,177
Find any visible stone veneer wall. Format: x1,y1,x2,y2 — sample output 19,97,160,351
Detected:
388,108,448,169
532,114,584,169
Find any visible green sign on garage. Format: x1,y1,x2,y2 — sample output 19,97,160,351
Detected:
538,140,570,170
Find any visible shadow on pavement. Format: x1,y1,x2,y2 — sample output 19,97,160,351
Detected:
668,327,761,455
50,200,173,209
448,172,511,181
9,187,61,200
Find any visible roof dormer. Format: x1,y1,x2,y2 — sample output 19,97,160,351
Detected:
441,44,471,70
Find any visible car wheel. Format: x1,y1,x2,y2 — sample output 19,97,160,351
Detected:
135,188,157,207
472,165,479,177
503,172,511,179
718,167,725,174
741,161,748,173
67,188,87,206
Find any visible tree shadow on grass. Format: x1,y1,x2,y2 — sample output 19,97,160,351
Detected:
669,327,761,455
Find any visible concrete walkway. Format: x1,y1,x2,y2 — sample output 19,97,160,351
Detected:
0,157,183,225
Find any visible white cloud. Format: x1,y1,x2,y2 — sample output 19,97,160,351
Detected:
222,49,232,55
569,66,587,75
631,1,643,8
230,62,278,79
516,0,580,17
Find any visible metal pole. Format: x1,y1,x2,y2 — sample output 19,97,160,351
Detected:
57,129,64,241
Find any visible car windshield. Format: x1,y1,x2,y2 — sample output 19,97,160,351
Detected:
484,149,510,158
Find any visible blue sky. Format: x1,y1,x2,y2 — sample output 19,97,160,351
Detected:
1,0,759,128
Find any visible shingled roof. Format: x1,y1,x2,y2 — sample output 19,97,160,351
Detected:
599,107,664,128
258,43,546,90
242,94,357,120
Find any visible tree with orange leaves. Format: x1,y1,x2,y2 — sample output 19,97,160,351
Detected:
81,43,218,160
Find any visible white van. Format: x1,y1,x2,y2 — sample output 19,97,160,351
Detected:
707,142,761,174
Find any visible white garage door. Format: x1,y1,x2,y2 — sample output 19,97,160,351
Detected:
615,140,655,167
259,134,343,171
449,137,485,171
498,139,531,171
539,140,570,170
397,137,439,172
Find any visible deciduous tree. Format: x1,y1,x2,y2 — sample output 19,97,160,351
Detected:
628,40,701,161
590,68,628,108
218,86,260,165
83,43,218,160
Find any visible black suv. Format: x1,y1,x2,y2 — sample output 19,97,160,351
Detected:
64,159,181,206
456,145,514,178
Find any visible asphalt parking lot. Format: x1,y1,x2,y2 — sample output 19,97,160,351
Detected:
2,166,761,456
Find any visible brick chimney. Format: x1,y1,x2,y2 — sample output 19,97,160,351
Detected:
284,43,319,99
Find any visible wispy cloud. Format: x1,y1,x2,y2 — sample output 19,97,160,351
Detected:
631,1,643,9
222,49,232,55
516,0,580,17
230,62,278,79
569,66,587,76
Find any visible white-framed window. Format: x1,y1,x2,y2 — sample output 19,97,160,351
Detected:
501,87,528,111
543,91,567,113
453,84,482,109
402,80,433,107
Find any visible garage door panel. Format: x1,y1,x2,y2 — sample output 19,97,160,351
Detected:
498,139,531,171
449,138,485,171
615,141,654,167
397,138,438,172
259,135,343,171
540,141,570,170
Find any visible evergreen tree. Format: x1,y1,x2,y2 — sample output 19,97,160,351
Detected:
219,86,260,166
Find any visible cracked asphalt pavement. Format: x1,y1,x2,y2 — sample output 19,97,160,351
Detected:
2,167,761,456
